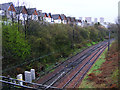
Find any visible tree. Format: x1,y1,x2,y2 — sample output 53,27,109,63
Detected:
2,24,31,64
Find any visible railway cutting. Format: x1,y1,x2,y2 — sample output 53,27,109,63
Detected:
35,40,113,89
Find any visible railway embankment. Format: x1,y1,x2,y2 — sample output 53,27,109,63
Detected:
79,41,119,88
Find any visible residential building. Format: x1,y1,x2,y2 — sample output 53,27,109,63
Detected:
41,13,48,22
0,2,16,19
52,14,62,24
15,6,28,24
100,17,104,23
47,13,54,23
85,17,92,23
79,17,82,21
76,19,82,26
60,14,67,24
94,18,98,23
66,17,71,24
118,1,120,23
71,17,76,25
27,8,38,21
37,10,42,21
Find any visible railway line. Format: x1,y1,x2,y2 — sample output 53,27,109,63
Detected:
36,40,110,89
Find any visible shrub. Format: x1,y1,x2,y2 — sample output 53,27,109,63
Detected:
2,24,31,63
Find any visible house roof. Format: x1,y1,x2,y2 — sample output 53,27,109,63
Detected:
41,13,48,17
52,14,61,20
27,8,36,15
66,17,71,21
0,2,15,11
76,19,82,23
60,14,66,20
15,6,27,14
71,17,76,22
37,10,42,16
47,13,52,18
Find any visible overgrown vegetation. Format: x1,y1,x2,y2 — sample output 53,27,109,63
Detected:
79,41,119,88
2,21,108,76
2,24,31,67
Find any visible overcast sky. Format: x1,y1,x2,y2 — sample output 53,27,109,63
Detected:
0,0,120,23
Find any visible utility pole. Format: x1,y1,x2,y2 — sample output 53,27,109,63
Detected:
72,29,74,50
107,24,111,51
18,0,20,31
11,12,14,24
108,29,110,51
23,15,26,39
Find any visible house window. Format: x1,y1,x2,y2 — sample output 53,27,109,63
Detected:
0,10,4,16
8,11,12,16
12,12,16,17
34,15,37,20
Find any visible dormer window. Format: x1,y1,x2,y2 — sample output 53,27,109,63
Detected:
0,10,5,16
8,11,12,16
34,15,37,20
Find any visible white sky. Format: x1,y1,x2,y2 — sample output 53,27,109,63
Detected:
0,0,120,23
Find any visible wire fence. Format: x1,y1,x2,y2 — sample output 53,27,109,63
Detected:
2,51,57,73
0,75,61,90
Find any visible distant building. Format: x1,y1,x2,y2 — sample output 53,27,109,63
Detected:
66,17,71,24
52,14,62,24
70,17,76,25
76,19,82,26
41,13,48,22
79,17,82,21
15,6,28,24
85,17,92,23
118,1,120,23
0,2,16,19
60,14,67,24
27,8,38,21
47,13,53,23
100,17,104,23
37,10,42,21
94,18,98,23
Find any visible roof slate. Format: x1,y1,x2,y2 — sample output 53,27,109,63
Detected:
15,6,26,14
52,14,61,20
37,11,42,16
66,17,71,21
0,2,14,11
60,14,66,20
71,17,76,22
41,13,48,17
47,13,52,18
27,8,36,15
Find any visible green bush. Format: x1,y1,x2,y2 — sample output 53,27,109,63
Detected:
1,21,110,76
26,21,108,61
2,24,31,63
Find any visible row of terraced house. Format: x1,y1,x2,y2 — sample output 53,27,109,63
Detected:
0,2,90,27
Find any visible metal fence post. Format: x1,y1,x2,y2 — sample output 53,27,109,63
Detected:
17,74,23,85
25,71,32,83
31,69,35,80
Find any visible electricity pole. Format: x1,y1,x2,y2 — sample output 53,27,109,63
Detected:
107,25,111,51
18,0,20,31
108,30,110,51
72,29,74,50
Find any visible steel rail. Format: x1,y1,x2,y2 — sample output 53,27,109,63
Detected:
36,41,105,80
40,41,107,86
0,80,36,89
0,76,59,89
73,45,108,88
40,42,106,85
61,44,107,89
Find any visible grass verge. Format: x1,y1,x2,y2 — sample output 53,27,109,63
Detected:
79,47,108,88
37,41,100,77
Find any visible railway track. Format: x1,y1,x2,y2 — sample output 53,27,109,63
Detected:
36,40,111,89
